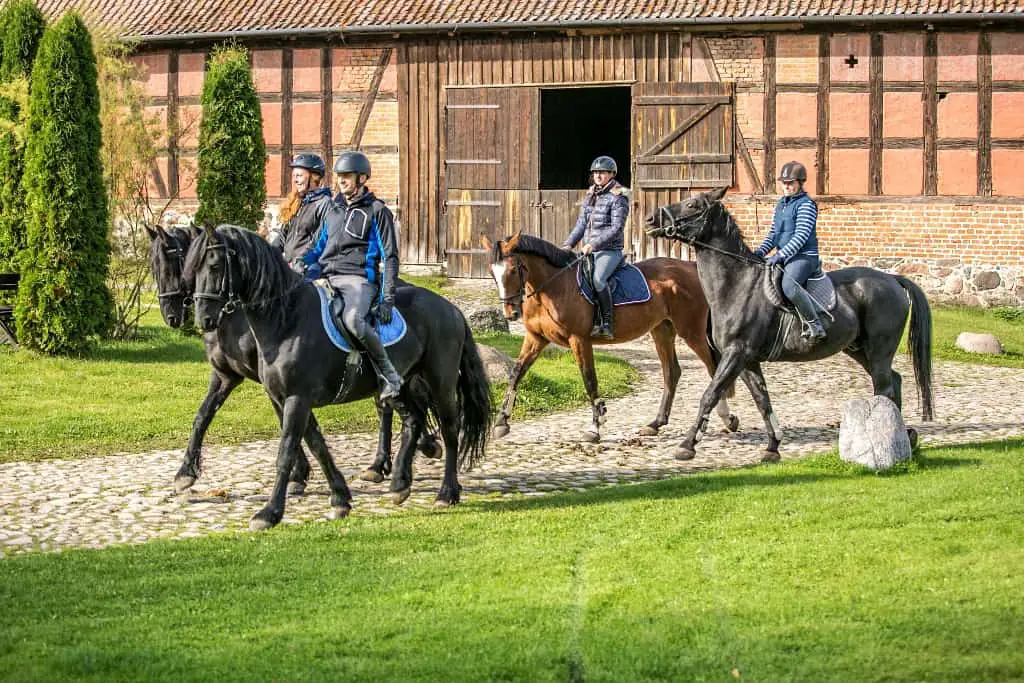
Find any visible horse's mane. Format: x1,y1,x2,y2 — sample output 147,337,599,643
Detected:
711,203,758,260
499,234,576,268
184,224,303,325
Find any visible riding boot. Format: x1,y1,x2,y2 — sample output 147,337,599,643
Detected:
361,329,403,400
789,287,827,342
593,286,615,340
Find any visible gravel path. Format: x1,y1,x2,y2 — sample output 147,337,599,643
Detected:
2,329,1021,557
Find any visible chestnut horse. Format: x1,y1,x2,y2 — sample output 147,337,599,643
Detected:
483,232,736,443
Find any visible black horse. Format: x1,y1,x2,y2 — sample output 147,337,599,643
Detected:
183,224,491,529
146,224,441,495
647,187,933,461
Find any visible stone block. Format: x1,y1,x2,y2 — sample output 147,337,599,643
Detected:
467,307,509,334
839,396,912,471
955,332,1004,355
476,344,514,384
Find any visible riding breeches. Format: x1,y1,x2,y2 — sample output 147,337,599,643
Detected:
591,249,624,292
328,274,380,346
780,254,821,322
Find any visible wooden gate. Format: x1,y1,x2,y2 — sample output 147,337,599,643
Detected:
630,82,734,260
444,86,538,277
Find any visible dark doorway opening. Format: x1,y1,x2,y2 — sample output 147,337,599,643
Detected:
539,87,632,190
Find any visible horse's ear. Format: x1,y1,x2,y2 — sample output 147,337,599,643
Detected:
708,186,728,203
504,231,521,253
144,225,159,241
187,223,201,240
202,223,216,238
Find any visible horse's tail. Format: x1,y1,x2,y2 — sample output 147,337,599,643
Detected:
457,321,493,470
894,276,934,421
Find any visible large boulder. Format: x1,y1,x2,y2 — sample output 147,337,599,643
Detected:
467,307,509,334
475,344,515,383
839,396,912,470
955,332,1003,355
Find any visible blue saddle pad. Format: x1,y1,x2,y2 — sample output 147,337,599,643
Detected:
315,284,407,352
576,262,652,307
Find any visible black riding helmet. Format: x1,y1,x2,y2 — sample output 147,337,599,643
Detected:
334,150,372,178
778,160,807,182
590,155,617,175
289,153,326,176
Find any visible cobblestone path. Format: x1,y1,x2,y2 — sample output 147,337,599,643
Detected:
2,335,1021,556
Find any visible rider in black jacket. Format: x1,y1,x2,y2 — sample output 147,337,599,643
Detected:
298,151,402,400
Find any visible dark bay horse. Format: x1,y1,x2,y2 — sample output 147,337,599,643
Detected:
146,225,440,495
647,187,934,461
184,225,491,529
482,232,737,443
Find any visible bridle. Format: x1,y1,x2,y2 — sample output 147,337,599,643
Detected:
650,202,769,268
156,239,193,308
498,248,585,307
191,233,240,327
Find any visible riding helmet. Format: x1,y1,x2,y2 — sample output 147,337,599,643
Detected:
288,153,326,176
334,150,372,178
778,160,807,183
589,155,618,175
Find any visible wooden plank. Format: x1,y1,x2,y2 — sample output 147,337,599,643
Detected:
427,42,441,264
167,50,179,198
350,48,393,149
635,95,732,106
978,31,992,197
638,102,720,158
924,32,938,196
817,34,829,196
320,47,332,185
397,45,410,262
764,35,777,194
869,33,883,195
637,153,732,164
281,48,293,197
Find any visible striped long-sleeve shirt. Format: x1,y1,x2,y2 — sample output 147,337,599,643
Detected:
756,192,819,263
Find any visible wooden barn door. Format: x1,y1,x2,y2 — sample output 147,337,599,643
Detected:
631,82,734,260
443,87,538,277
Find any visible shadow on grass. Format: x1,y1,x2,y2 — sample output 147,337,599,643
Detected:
88,328,207,364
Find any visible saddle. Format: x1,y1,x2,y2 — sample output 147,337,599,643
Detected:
577,256,652,308
763,266,837,316
313,281,408,401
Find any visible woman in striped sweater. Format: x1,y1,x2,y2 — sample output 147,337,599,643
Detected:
755,160,827,342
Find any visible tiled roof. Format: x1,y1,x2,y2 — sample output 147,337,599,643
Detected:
34,0,1024,40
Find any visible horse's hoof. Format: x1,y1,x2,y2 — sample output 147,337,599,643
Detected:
761,450,781,463
434,499,453,508
493,424,510,439
286,481,306,496
358,469,385,483
419,439,443,460
674,447,696,461
639,425,659,436
582,430,600,444
392,488,411,505
173,475,196,493
326,505,351,520
249,517,277,532
907,428,919,449
726,414,740,433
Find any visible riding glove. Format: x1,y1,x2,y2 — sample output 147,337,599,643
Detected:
766,253,784,267
377,298,394,324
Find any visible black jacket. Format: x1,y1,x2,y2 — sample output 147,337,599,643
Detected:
301,189,399,301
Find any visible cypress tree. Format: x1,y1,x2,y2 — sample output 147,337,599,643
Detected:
0,0,44,271
15,13,112,354
195,44,266,229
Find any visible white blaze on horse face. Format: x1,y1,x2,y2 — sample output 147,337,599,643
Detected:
490,262,508,301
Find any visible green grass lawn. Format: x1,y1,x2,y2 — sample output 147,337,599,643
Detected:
1,438,1021,682
0,308,636,463
923,305,1024,368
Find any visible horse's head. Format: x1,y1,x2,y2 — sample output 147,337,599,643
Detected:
481,232,526,321
184,224,241,333
146,224,198,328
645,186,729,243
